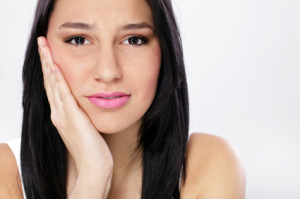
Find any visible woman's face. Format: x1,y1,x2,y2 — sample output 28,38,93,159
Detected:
47,0,161,134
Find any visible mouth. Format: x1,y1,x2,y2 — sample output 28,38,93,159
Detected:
98,96,123,100
87,92,131,109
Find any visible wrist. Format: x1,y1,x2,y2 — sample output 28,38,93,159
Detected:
68,170,113,199
77,167,113,180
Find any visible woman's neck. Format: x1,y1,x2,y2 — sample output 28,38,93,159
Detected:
102,121,142,169
102,122,143,197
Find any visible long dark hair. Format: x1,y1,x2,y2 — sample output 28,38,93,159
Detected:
21,0,189,198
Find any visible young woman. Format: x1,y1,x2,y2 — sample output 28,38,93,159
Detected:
0,0,245,198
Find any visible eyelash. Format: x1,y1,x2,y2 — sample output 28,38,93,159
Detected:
122,35,149,46
64,35,91,46
64,35,149,46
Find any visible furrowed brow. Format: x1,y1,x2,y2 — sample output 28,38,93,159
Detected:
59,22,95,30
120,22,154,31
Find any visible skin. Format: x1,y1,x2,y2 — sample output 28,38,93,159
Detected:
0,0,246,198
0,133,246,198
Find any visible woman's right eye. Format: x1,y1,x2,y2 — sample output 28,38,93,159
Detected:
65,36,91,46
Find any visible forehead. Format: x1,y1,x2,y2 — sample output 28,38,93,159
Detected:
49,0,153,30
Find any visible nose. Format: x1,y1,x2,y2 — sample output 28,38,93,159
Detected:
92,46,122,82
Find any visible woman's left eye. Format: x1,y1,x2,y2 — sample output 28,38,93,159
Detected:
65,36,91,46
122,36,148,46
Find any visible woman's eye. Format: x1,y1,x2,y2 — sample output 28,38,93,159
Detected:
122,36,148,46
65,36,91,46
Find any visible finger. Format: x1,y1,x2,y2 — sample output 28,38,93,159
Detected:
39,49,53,93
38,37,56,76
52,64,78,105
37,37,59,109
38,41,56,98
37,38,52,96
37,39,47,78
38,37,80,112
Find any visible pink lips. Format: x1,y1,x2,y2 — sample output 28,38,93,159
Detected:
87,92,130,109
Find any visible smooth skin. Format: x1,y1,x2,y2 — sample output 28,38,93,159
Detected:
0,0,245,198
0,132,246,199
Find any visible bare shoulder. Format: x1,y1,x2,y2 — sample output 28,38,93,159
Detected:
0,143,23,198
181,133,246,199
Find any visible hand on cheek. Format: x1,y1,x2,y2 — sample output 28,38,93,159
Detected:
37,36,113,197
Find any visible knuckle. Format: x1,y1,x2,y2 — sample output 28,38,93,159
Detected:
50,112,58,126
50,112,62,128
50,110,69,130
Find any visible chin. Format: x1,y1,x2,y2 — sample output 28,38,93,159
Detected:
94,124,124,134
92,118,143,136
98,129,121,134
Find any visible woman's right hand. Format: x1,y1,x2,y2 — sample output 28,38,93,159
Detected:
37,36,113,198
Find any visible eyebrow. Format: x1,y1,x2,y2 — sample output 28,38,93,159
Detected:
59,22,95,30
120,22,154,31
58,21,154,31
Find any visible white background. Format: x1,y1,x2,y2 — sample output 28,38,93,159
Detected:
0,0,299,198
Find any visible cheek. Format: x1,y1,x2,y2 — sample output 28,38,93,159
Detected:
125,47,161,101
140,65,160,100
47,42,92,92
